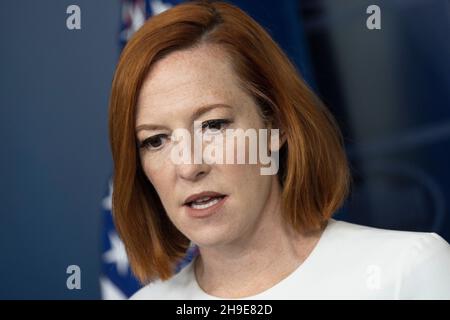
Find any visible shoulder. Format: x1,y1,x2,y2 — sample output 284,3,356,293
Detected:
326,219,450,298
327,218,447,246
326,218,450,258
130,261,197,300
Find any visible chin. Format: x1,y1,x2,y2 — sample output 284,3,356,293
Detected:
187,229,236,248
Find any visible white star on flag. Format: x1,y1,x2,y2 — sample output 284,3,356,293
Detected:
103,231,130,276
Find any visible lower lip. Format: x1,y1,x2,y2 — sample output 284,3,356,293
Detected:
184,196,228,218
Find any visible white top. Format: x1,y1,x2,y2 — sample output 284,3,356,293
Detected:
130,219,450,299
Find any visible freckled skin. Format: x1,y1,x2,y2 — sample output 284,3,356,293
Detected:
135,44,279,248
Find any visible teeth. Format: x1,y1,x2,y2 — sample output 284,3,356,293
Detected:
195,196,212,203
190,197,221,209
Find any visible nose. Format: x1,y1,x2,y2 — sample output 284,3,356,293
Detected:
176,161,211,181
174,132,212,181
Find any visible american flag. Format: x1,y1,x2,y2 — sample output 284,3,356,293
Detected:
100,0,195,300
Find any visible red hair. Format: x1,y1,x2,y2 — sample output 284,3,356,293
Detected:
109,0,350,283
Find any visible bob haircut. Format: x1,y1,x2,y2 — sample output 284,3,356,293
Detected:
109,0,350,283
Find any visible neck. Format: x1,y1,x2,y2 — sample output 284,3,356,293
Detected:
194,178,325,298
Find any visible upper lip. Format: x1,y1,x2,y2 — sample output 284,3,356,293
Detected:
183,191,226,205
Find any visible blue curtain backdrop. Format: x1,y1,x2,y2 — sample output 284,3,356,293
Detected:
0,0,448,299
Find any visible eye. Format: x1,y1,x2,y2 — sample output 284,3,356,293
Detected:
139,134,168,151
201,119,232,133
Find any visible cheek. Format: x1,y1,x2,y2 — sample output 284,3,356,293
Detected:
223,161,269,201
140,156,172,199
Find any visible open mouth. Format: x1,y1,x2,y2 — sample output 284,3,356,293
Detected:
185,195,226,210
182,191,228,218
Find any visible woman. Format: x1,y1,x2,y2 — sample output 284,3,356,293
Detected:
108,1,450,299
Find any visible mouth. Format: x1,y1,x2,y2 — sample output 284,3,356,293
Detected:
183,192,228,218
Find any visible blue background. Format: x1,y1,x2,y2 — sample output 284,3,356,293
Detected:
0,0,449,299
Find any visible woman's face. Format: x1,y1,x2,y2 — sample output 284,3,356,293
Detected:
135,44,278,248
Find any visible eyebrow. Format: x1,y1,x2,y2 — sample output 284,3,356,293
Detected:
135,103,233,134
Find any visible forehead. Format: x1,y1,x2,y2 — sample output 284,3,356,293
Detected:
135,45,246,122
